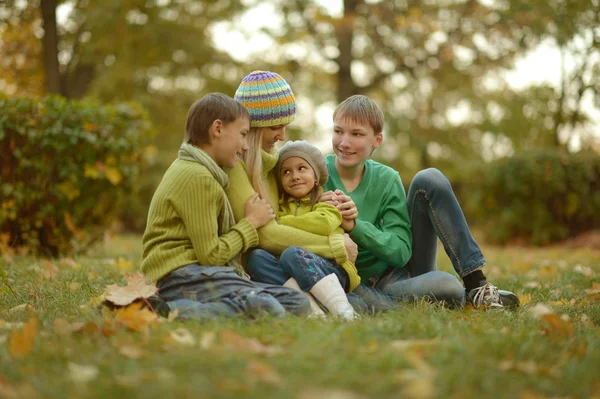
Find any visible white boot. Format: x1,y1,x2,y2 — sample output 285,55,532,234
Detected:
283,278,326,317
309,274,356,321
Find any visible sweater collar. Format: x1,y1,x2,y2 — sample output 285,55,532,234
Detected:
262,148,278,175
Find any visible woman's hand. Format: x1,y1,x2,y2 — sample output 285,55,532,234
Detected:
343,233,358,263
245,193,275,229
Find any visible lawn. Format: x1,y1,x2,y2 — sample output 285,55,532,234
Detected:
1,233,599,399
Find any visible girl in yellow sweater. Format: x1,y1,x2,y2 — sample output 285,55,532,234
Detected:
246,140,361,320
141,93,310,319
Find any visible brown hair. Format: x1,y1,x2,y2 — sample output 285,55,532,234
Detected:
333,95,384,134
184,93,249,146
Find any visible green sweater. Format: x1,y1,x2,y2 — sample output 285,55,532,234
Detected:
277,194,361,292
226,149,348,265
323,154,412,281
141,159,259,282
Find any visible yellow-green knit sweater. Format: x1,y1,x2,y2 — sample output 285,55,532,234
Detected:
141,159,259,282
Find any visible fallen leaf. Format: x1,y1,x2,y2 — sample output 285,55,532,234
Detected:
0,375,18,399
0,320,23,329
87,267,98,280
389,339,439,352
200,331,216,349
40,261,58,279
9,316,37,359
524,281,541,289
116,258,134,271
69,282,81,292
245,360,283,386
298,389,369,399
104,273,158,307
114,302,157,334
221,330,284,356
53,319,85,336
528,304,553,319
573,264,594,277
168,328,196,346
68,363,99,384
118,345,145,359
519,293,532,305
540,313,574,337
499,360,538,375
6,304,31,314
60,257,80,269
75,321,117,337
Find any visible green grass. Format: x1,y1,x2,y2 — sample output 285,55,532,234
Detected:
1,234,600,399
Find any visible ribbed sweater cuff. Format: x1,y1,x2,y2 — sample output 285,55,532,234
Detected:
329,233,348,265
232,218,259,250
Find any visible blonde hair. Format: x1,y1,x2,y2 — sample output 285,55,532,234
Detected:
333,95,384,134
242,127,272,205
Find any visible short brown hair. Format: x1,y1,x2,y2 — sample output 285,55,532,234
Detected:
184,93,249,145
333,95,384,134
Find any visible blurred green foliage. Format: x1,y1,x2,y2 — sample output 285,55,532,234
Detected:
464,149,600,245
0,95,153,255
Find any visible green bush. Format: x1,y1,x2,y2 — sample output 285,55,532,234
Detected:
0,95,153,255
464,149,600,245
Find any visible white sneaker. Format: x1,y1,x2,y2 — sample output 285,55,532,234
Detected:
467,283,504,309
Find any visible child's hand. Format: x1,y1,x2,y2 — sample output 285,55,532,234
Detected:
245,193,275,229
319,190,339,206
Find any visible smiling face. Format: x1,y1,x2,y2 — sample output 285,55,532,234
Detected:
332,116,383,170
279,156,317,199
214,116,250,168
261,124,287,152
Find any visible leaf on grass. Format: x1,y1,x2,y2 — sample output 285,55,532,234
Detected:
298,389,369,399
0,320,23,330
118,344,145,360
519,293,532,305
245,360,283,387
584,282,600,301
104,272,158,306
499,360,538,375
168,328,196,347
53,319,85,336
60,257,80,269
69,282,80,292
200,331,216,349
114,302,157,334
389,339,439,353
528,304,574,337
6,304,31,314
40,261,58,279
68,363,99,384
221,330,284,356
75,321,117,337
0,375,18,399
524,281,541,289
573,264,594,277
87,267,98,281
8,316,37,359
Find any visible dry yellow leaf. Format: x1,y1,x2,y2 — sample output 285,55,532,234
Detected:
118,344,145,359
221,329,284,356
541,313,574,337
104,272,158,306
53,319,85,336
168,328,196,347
40,261,58,279
245,360,283,386
114,302,157,334
68,362,99,384
9,316,38,359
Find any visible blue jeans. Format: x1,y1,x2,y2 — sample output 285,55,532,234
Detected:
371,168,485,308
247,247,398,314
157,264,311,320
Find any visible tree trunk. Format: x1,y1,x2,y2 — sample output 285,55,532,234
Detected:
40,0,62,95
336,0,361,103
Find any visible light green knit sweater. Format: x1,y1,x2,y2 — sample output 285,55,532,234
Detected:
141,157,259,282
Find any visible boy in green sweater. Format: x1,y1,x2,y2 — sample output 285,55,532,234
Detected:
246,140,361,320
141,93,310,319
321,95,519,310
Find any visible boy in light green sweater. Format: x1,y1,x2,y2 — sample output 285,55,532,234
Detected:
141,93,310,319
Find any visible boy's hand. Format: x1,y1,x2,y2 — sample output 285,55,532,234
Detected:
245,193,275,229
343,233,358,263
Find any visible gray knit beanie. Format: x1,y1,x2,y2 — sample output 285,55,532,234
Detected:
277,140,328,185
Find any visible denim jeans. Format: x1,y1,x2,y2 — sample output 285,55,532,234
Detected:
157,264,311,320
371,168,486,308
247,247,398,314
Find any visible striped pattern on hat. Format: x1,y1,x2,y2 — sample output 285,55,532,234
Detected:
234,71,296,128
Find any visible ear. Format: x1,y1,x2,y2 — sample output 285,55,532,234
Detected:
373,132,383,148
209,119,223,141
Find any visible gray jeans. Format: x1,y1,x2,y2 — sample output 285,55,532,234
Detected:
158,265,311,320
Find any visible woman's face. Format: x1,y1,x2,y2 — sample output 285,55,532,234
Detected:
261,124,287,152
332,116,382,170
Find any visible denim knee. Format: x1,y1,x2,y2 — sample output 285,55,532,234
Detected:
431,272,465,308
246,249,272,274
279,246,303,262
412,168,451,192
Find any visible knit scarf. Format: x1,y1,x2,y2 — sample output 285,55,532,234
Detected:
178,143,245,277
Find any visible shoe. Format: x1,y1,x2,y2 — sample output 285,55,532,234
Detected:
283,278,326,318
467,283,503,309
498,289,520,309
146,295,170,318
310,274,357,321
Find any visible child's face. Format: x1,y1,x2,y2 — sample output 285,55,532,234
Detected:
280,157,317,199
261,124,287,152
215,117,250,168
332,116,382,170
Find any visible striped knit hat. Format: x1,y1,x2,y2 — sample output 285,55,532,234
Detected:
234,71,296,128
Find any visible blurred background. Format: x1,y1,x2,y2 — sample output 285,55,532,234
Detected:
1,0,599,256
